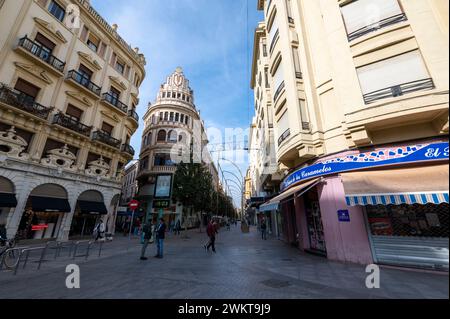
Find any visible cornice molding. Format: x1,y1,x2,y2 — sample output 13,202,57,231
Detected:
109,76,127,91
78,51,102,71
33,17,68,44
100,110,120,123
66,91,93,107
14,62,53,84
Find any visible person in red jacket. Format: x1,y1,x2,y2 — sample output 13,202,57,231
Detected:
204,220,218,253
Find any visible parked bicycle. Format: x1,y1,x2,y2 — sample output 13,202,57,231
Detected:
0,234,20,269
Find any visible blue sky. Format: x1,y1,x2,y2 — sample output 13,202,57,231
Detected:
91,0,263,206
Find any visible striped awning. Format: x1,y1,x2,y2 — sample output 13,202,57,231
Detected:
346,192,449,206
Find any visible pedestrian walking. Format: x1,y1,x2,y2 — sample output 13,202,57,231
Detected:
140,221,153,260
94,219,105,241
261,218,267,240
154,218,166,258
204,220,218,253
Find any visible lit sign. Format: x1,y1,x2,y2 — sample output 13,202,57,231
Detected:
32,224,48,231
154,175,172,198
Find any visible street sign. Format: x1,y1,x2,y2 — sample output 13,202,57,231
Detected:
337,210,350,222
153,200,170,209
128,200,139,210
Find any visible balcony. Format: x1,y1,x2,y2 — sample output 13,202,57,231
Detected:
102,93,128,114
66,70,101,96
278,129,291,146
273,81,285,103
363,78,435,104
0,84,52,120
17,36,65,73
348,13,407,42
121,143,135,156
52,113,92,137
128,109,139,123
152,165,177,174
269,29,279,54
92,130,121,149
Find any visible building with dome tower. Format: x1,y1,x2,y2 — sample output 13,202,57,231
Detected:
137,67,219,227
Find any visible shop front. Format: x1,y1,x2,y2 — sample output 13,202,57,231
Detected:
17,188,71,241
260,140,449,269
0,176,18,228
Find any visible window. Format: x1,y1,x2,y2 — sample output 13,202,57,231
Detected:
115,60,125,74
44,139,78,157
87,33,100,52
159,113,164,121
272,61,285,101
175,113,179,122
169,112,174,122
277,110,290,143
110,87,121,101
286,0,293,22
262,38,268,57
168,130,177,143
146,133,152,145
78,64,93,81
164,112,169,121
299,99,310,130
356,50,432,104
185,116,189,125
110,52,117,67
48,1,65,22
292,47,302,78
124,65,130,78
66,104,83,121
14,78,40,101
157,130,166,142
162,92,166,98
341,0,406,41
180,114,185,123
154,153,174,166
101,122,114,135
34,33,55,58
268,15,279,52
98,43,107,59
139,156,149,171
264,68,270,88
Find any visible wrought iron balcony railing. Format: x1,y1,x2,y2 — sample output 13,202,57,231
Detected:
102,93,128,113
273,81,285,102
269,29,279,54
18,36,66,73
363,78,435,104
128,109,139,122
52,113,92,137
67,70,101,96
121,143,135,156
0,84,52,119
92,130,121,149
278,129,291,146
348,13,407,42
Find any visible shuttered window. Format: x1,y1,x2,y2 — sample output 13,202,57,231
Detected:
98,43,107,59
277,110,290,137
35,33,55,51
80,26,89,42
268,15,278,45
101,122,114,135
78,64,93,79
66,104,83,121
341,0,403,35
14,79,40,99
110,52,117,67
356,50,430,95
273,62,284,92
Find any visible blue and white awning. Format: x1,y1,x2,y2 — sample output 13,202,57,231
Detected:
346,192,449,206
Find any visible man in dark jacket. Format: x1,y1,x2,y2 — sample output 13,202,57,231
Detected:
140,221,153,260
155,218,166,258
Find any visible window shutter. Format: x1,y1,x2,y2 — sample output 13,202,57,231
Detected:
277,110,290,137
66,104,83,120
268,15,278,45
110,52,117,67
14,79,40,98
341,0,403,35
37,0,48,7
101,122,114,135
80,26,89,42
356,50,429,95
273,62,284,91
98,43,107,58
35,33,56,51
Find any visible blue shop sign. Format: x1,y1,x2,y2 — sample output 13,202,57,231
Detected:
281,142,449,191
337,210,350,222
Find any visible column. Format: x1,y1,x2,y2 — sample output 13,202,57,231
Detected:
6,173,32,239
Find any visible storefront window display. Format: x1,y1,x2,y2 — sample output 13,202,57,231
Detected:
304,189,327,254
17,210,62,240
366,204,449,238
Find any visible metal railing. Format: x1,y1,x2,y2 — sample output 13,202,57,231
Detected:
121,143,135,156
0,84,52,119
128,109,139,122
273,81,285,102
102,92,128,113
53,113,92,137
92,130,121,148
18,36,66,72
278,129,291,146
269,29,279,54
67,70,102,96
348,13,407,42
363,78,435,104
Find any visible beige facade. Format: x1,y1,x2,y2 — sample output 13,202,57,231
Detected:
0,0,146,240
250,0,448,185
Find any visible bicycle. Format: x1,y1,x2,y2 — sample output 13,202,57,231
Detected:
0,236,20,269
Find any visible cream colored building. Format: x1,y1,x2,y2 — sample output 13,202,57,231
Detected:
0,0,146,241
137,67,219,228
251,0,449,270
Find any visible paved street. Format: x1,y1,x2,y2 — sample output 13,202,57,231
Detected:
0,224,448,299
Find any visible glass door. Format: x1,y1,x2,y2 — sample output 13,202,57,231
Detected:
305,190,327,254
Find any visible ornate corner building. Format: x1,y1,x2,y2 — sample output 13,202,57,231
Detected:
250,0,449,271
137,67,219,228
0,0,146,241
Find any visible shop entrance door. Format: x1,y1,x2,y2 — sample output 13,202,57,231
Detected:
304,189,327,255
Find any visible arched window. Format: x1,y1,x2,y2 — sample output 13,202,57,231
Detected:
151,114,155,124
168,130,177,143
143,135,148,146
157,130,166,142
146,132,152,145
178,132,187,143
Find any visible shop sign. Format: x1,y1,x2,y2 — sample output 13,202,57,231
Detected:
153,200,170,209
154,175,172,198
281,142,449,191
32,224,48,231
337,210,350,222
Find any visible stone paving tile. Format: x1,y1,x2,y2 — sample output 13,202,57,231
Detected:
0,225,447,299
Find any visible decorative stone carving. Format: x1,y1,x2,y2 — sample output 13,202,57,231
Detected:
40,144,77,171
78,51,102,71
14,62,53,84
85,156,110,178
109,76,127,91
100,110,120,123
33,17,68,43
0,127,30,160
66,91,93,107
